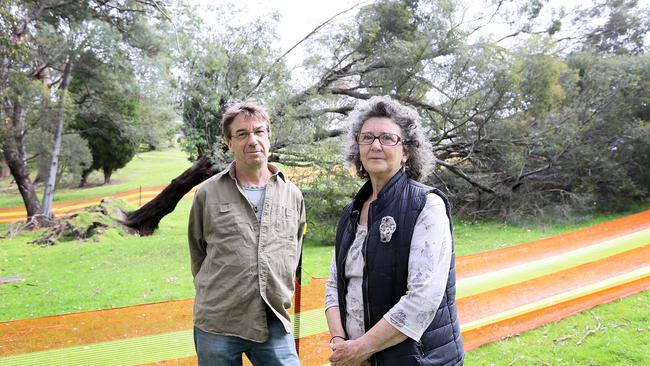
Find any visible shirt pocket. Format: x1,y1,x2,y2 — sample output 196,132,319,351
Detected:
207,203,246,237
273,205,298,240
268,205,299,278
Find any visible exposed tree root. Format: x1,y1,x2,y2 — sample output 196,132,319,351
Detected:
26,198,134,246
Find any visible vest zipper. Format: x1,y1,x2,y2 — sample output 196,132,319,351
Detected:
416,340,425,357
362,203,374,365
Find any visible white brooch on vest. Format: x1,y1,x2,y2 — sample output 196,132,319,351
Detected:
379,216,397,243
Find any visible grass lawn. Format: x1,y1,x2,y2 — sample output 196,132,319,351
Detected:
0,199,195,321
1,147,649,364
465,290,650,365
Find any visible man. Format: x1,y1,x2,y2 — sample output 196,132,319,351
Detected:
188,101,306,365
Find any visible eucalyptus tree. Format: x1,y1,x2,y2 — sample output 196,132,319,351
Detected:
123,0,542,233
573,0,650,55
124,3,296,234
69,31,146,187
125,0,650,233
292,0,650,220
1,0,169,225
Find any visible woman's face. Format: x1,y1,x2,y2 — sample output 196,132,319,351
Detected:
358,117,408,181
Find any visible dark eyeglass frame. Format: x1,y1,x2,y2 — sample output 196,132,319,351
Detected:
355,132,403,146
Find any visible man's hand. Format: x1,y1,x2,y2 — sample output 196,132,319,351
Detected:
328,339,372,366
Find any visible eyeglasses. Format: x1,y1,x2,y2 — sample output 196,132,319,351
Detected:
355,132,402,146
232,129,268,141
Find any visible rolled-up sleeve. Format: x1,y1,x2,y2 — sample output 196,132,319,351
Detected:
384,193,452,341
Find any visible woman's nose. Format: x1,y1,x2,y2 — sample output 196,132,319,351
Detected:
370,139,383,150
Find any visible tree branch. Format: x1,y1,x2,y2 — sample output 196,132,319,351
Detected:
436,159,496,194
245,2,363,98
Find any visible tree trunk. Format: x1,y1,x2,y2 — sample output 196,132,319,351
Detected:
2,102,43,219
0,2,48,225
41,59,72,218
3,148,42,219
124,155,220,235
103,167,112,185
79,168,92,188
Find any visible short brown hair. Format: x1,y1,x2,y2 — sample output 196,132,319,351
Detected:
221,101,270,140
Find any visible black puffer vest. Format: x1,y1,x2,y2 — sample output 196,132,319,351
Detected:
335,170,464,365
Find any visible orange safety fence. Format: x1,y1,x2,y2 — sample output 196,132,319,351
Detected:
1,209,649,365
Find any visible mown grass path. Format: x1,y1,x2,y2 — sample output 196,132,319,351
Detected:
1,210,649,366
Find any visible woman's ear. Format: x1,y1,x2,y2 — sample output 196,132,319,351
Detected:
402,150,410,164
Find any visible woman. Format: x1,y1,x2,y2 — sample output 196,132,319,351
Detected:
325,96,464,366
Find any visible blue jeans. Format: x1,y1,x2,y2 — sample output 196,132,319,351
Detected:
193,314,300,366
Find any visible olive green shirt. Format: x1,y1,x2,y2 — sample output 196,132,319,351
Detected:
188,162,306,342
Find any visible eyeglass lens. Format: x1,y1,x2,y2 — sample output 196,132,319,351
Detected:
357,132,400,146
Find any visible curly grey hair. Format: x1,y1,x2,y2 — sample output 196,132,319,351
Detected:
343,96,434,181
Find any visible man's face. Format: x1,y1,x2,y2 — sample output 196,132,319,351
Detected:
227,114,271,169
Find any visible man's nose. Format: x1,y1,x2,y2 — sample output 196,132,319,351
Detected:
246,133,259,144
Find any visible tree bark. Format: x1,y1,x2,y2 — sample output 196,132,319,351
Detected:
79,168,92,187
42,59,73,218
123,155,220,235
3,147,42,218
103,167,113,185
0,1,51,226
2,102,42,218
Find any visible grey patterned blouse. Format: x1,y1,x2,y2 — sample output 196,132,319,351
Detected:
325,193,452,341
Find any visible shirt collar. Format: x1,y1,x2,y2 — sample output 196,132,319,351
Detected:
226,161,286,182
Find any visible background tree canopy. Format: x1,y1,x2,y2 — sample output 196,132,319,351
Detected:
2,0,649,232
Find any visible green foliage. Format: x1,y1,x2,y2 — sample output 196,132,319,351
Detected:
624,123,650,190
5,0,649,224
68,37,148,180
555,53,650,203
357,0,419,53
577,0,650,54
428,45,650,221
302,170,357,246
25,130,93,188
173,3,288,161
1,0,176,217
74,116,137,180
284,138,359,246
56,134,93,186
512,38,567,116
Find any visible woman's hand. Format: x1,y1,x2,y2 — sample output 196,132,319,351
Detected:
329,338,372,366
